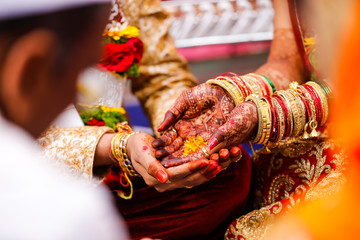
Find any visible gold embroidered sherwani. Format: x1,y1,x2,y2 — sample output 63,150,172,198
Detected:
38,0,197,180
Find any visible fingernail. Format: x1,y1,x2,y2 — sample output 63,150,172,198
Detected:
208,162,217,171
200,162,209,168
209,139,218,150
213,166,222,175
156,170,168,183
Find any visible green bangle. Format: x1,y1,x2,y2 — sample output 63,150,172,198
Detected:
261,75,276,93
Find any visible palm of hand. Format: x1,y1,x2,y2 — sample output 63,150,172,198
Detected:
153,84,235,166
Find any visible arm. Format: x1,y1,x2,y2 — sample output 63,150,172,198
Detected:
121,0,197,134
38,126,115,181
255,0,306,90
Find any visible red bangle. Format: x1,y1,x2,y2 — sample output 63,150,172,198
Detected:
273,94,289,139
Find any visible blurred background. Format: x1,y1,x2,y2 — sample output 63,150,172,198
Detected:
125,0,273,146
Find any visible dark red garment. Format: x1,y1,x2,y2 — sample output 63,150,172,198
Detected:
105,146,252,240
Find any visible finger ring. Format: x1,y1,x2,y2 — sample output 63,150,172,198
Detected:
185,186,193,189
170,127,177,134
201,147,210,158
233,152,243,163
166,180,172,184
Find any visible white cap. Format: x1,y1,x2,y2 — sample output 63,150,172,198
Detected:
0,0,112,21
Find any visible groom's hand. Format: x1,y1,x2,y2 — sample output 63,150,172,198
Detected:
127,132,221,192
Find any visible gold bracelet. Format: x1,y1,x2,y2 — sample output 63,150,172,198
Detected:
275,90,295,138
119,132,140,177
246,94,264,143
272,97,285,142
206,79,243,106
297,85,319,138
217,76,245,102
288,89,306,137
110,124,140,177
258,97,272,144
242,75,262,97
283,90,302,137
246,95,271,145
248,73,273,96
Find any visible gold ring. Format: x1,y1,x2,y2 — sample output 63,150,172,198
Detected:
233,152,243,163
201,147,210,158
185,186,193,189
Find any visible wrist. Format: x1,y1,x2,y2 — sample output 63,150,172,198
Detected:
94,133,117,167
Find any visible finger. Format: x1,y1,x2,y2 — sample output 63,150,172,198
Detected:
209,153,219,162
161,148,207,168
155,137,184,158
166,159,209,181
230,146,242,163
157,94,188,132
219,149,230,162
160,145,184,162
147,159,169,183
152,129,177,148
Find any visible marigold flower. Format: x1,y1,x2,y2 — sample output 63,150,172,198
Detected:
183,136,208,156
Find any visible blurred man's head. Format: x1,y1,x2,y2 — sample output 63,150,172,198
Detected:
0,1,111,137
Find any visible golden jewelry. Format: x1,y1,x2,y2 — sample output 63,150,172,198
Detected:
306,81,329,126
200,147,210,158
275,90,295,137
206,79,243,106
272,98,285,142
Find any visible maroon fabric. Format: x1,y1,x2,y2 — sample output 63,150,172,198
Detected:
105,146,252,240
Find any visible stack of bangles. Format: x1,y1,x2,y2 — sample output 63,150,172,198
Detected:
206,72,276,106
206,72,331,145
110,123,140,177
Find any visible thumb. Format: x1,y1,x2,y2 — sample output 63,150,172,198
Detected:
148,160,169,183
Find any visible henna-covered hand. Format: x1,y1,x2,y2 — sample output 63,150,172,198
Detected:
161,102,257,167
152,83,235,159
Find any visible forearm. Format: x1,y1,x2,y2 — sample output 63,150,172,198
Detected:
38,125,115,181
255,29,306,90
255,0,306,90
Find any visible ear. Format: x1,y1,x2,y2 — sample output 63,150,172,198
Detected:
0,29,59,129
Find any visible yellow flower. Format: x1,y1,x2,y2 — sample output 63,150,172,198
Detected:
103,25,140,40
183,136,208,156
100,106,126,115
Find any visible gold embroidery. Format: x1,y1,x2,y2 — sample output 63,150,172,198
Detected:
225,202,283,240
38,126,114,181
268,174,295,204
230,138,347,239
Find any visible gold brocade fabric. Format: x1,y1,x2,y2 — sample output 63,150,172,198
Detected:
225,137,347,240
38,126,114,181
120,0,197,133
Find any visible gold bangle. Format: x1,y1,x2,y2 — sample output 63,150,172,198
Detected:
275,90,295,138
248,73,273,96
246,94,263,143
289,89,306,137
259,97,272,144
283,90,302,137
242,75,262,97
272,97,285,142
206,79,243,106
217,76,245,102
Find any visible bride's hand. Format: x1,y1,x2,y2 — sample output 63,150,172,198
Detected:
152,83,235,158
160,102,258,167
